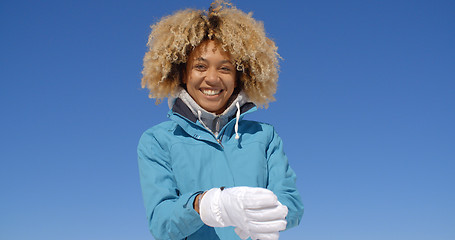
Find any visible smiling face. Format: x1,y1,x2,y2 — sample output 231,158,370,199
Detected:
183,40,237,114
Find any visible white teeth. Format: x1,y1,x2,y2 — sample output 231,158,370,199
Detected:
201,89,221,96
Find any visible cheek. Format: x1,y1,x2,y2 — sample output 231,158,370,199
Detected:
184,74,195,87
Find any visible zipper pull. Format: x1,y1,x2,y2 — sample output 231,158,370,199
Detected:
216,138,224,148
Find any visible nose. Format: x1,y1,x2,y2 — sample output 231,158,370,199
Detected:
205,67,219,85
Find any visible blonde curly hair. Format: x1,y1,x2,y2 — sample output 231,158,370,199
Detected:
141,0,280,106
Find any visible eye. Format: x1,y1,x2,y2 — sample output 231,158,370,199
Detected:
220,66,232,72
194,64,207,70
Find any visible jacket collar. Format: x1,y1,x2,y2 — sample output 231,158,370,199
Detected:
171,98,256,123
168,93,257,143
170,90,256,124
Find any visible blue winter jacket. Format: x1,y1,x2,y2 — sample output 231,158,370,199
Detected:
138,99,304,240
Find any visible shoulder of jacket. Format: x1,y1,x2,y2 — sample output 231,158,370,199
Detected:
139,121,178,142
241,119,275,130
143,120,178,133
238,120,277,142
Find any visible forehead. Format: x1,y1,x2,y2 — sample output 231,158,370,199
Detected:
188,40,231,60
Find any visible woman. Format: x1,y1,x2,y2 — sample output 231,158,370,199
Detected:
138,1,303,239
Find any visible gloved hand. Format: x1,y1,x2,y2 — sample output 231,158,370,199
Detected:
235,227,280,240
234,200,288,240
199,187,288,237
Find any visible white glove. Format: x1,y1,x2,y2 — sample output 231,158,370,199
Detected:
234,200,288,240
235,228,280,240
199,187,288,235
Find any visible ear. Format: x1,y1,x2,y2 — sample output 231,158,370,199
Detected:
181,63,188,84
235,71,240,88
182,73,187,84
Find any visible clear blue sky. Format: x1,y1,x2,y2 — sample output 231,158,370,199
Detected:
1,0,454,239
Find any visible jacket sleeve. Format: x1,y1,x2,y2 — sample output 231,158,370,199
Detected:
138,130,204,240
265,126,304,230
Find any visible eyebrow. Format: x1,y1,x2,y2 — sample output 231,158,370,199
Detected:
195,57,233,65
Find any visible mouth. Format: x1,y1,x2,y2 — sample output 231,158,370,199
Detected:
201,89,223,96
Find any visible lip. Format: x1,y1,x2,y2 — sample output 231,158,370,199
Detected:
200,88,224,97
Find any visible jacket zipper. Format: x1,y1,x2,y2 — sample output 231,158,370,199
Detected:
216,135,224,149
172,112,234,149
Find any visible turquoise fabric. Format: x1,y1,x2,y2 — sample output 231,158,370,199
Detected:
138,102,303,240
